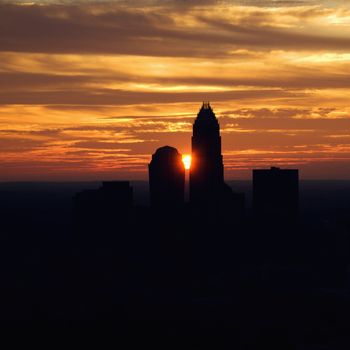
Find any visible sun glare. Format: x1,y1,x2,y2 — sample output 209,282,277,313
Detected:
182,154,191,170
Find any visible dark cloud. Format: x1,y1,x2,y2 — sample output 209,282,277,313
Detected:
232,0,328,7
2,1,338,7
1,3,350,57
0,137,47,152
72,140,134,149
156,74,350,90
220,107,347,120
0,88,303,105
0,128,62,137
0,72,126,91
4,71,350,95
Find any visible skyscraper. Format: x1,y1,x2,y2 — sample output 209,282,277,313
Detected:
190,102,224,203
149,146,185,208
190,103,244,216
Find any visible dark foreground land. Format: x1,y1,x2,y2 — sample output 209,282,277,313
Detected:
1,181,350,347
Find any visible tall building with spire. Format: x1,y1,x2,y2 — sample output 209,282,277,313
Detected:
190,102,225,202
190,102,224,198
190,103,244,218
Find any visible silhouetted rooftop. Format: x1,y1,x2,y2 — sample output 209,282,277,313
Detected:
102,181,131,190
195,102,218,124
254,167,299,173
151,146,182,163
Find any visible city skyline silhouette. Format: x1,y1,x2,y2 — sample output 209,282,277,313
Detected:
1,1,350,346
0,103,349,349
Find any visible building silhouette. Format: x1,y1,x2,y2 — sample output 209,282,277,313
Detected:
100,181,133,209
253,167,299,221
189,102,244,218
149,146,185,208
74,181,133,228
190,102,223,202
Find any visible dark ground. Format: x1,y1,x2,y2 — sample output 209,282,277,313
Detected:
0,181,350,348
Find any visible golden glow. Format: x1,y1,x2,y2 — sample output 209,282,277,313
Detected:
182,155,192,170
1,2,350,180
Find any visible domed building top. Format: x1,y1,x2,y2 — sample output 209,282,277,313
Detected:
150,146,185,170
149,145,185,208
151,146,181,162
154,145,179,155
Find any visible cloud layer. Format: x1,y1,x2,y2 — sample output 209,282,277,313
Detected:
0,0,350,179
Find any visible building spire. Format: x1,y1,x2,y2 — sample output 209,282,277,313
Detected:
196,101,217,124
202,101,211,110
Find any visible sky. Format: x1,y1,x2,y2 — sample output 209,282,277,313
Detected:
1,0,350,180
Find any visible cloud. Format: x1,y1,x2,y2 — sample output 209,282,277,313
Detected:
1,2,350,57
0,136,47,152
1,1,350,179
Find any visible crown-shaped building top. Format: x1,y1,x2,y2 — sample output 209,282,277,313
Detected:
201,101,212,110
193,102,220,138
195,102,218,123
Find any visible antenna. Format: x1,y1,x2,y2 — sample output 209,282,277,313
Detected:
202,101,211,109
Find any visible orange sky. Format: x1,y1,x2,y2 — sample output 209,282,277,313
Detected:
1,0,350,180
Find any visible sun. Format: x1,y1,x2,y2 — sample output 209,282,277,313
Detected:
182,154,191,170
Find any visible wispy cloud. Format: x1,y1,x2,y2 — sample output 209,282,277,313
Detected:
1,1,350,179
